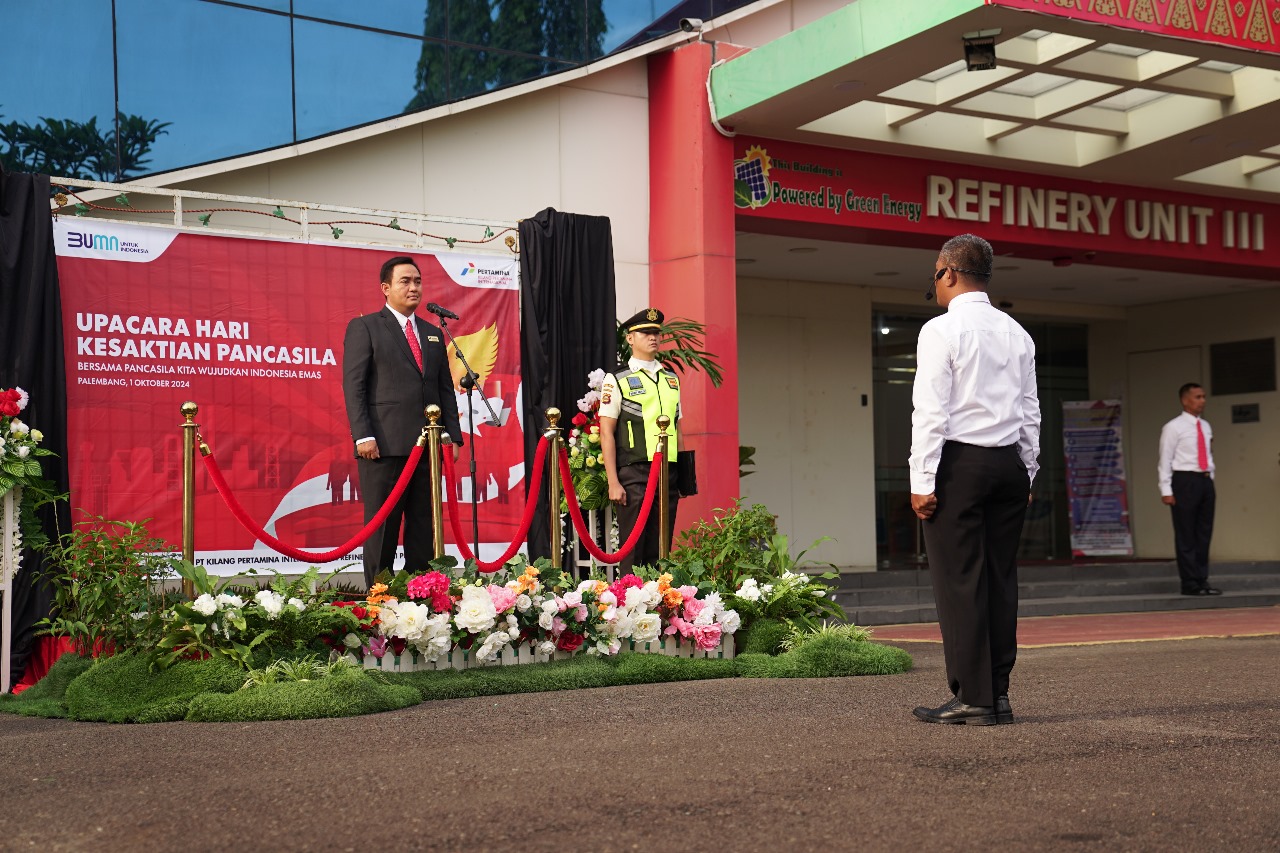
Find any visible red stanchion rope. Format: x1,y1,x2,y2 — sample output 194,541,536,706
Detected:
440,436,549,573
559,447,662,564
202,445,425,563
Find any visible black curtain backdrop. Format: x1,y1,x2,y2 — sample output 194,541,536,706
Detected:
0,168,72,688
519,208,617,561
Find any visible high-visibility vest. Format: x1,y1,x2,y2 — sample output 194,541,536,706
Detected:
614,366,680,466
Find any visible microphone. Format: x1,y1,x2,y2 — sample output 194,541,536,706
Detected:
925,283,935,301
426,302,459,320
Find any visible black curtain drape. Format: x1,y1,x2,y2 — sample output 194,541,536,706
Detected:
0,168,72,688
519,208,617,561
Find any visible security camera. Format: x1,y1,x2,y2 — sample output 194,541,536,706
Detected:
679,18,705,33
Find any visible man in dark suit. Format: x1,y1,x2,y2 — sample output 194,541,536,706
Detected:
343,256,462,588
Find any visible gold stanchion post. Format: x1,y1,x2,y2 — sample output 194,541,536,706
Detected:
424,405,445,559
546,407,562,569
657,415,671,560
180,401,199,599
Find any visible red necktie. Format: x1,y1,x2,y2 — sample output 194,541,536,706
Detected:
404,319,423,372
1196,419,1208,471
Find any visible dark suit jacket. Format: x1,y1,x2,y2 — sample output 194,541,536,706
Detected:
342,306,463,457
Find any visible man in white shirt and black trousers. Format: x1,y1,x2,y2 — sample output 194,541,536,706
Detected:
909,234,1041,726
1158,383,1221,596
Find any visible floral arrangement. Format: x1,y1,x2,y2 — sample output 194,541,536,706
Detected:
0,386,58,551
352,558,740,665
565,368,610,511
726,566,843,632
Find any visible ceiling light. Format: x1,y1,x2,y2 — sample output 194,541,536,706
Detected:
963,29,1001,72
880,327,891,335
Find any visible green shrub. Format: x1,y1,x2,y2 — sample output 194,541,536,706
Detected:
738,618,790,655
735,635,913,678
185,670,419,722
670,499,778,589
0,652,94,718
64,651,242,723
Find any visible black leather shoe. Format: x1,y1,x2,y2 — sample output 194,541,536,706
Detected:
1202,586,1222,595
912,697,997,726
996,695,1013,724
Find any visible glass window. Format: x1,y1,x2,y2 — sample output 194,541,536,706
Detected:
294,20,428,139
115,0,293,174
294,0,441,39
0,0,117,180
598,0,682,56
225,0,292,11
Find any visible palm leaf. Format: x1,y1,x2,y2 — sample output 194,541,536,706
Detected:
616,316,724,388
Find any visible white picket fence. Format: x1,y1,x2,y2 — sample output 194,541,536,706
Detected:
347,633,735,673
1,488,21,694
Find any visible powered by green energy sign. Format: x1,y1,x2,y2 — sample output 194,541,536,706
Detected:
733,138,1275,269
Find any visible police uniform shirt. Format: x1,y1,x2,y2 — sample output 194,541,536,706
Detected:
598,357,683,421
1158,411,1214,496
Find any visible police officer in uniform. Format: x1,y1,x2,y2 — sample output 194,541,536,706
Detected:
599,308,681,572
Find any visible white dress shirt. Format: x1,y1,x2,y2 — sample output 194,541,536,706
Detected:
1157,411,1214,496
599,357,682,420
909,291,1041,494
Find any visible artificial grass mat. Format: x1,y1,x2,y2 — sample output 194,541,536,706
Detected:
1,637,912,723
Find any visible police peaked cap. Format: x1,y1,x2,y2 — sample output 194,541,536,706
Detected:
623,308,664,333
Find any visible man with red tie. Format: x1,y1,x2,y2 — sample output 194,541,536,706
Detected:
343,256,462,588
1158,383,1221,596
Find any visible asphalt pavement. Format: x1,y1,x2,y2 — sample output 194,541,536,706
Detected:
0,626,1277,851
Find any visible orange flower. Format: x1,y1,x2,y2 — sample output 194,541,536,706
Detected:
662,588,684,609
366,583,393,605
593,580,607,596
657,572,673,592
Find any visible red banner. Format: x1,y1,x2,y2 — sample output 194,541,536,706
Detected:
733,137,1277,275
987,0,1280,56
55,222,524,574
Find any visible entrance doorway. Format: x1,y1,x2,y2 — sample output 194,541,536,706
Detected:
872,311,1088,567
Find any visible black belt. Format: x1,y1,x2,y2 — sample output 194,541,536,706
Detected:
1172,470,1212,478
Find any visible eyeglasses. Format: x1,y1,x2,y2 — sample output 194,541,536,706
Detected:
932,266,991,283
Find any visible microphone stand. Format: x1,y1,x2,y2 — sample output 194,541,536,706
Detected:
435,316,501,560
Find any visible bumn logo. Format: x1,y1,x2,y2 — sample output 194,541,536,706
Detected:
67,231,119,251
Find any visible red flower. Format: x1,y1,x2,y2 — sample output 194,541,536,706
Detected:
351,605,368,620
571,412,588,427
0,389,19,417
556,631,585,652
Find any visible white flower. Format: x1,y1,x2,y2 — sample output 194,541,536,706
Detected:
587,368,606,390
540,598,559,615
735,579,761,602
16,446,30,459
254,589,284,618
10,420,29,436
694,607,716,626
538,610,555,630
453,585,497,634
703,591,724,617
192,594,217,616
30,429,43,443
506,628,521,643
815,590,825,598
506,613,519,631
384,600,433,641
215,593,244,610
563,590,585,607
569,436,578,448
515,594,532,612
287,597,305,611
14,388,29,411
609,612,636,639
718,609,742,634
632,613,661,643
342,632,363,649
537,640,556,656
761,584,774,596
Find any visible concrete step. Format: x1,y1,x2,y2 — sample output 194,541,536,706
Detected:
830,560,1280,625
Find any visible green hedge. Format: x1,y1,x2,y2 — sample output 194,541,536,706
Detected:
2,639,911,724
64,651,244,723
0,653,94,718
735,635,914,678
186,670,420,722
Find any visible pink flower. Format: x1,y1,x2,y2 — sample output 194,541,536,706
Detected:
608,574,645,605
363,635,389,659
552,617,567,636
668,616,693,638
431,592,453,613
573,605,588,623
407,571,450,602
693,623,722,651
682,598,704,621
678,585,698,602
488,585,517,613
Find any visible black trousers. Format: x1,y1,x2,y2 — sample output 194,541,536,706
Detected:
357,455,435,588
921,442,1029,708
1170,471,1215,592
616,462,680,574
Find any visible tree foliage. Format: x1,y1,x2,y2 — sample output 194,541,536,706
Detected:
0,109,170,181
